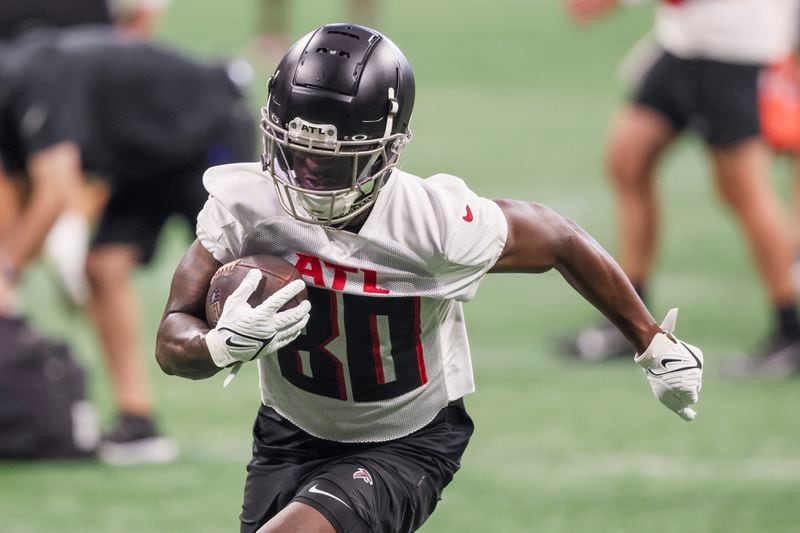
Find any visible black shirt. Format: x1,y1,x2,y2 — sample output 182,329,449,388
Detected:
0,27,244,182
0,0,110,40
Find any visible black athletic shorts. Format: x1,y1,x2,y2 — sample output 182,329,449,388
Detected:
633,50,763,148
240,400,474,533
92,99,255,263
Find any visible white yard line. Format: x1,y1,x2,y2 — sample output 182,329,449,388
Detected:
476,453,800,484
546,454,800,482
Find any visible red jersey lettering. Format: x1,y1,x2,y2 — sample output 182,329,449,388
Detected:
293,254,391,294
362,269,390,294
323,261,359,290
295,253,325,287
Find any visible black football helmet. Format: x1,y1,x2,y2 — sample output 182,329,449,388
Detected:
261,23,415,226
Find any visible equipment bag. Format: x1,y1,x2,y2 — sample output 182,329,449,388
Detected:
0,317,98,459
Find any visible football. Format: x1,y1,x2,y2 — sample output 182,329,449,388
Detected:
205,255,307,328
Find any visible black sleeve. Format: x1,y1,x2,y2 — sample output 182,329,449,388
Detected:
7,59,91,160
0,0,111,39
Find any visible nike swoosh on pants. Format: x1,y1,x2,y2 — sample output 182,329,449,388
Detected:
308,484,352,509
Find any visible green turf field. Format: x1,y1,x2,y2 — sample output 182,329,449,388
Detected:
2,1,800,531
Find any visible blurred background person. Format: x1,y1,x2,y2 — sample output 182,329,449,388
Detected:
0,0,167,40
0,0,112,273
758,52,800,286
0,0,111,40
111,0,171,38
249,0,377,65
0,0,174,464
0,27,255,463
5,3,800,531
0,0,171,306
560,0,800,377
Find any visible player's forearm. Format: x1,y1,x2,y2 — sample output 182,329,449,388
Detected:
3,143,82,271
492,199,660,352
554,221,660,353
2,185,66,270
156,239,224,379
155,313,221,379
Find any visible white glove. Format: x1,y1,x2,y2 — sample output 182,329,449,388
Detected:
635,308,703,421
205,269,311,368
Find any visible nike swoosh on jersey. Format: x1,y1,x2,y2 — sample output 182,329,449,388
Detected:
308,484,352,509
463,205,474,222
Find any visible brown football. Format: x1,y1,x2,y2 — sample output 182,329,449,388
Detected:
205,255,307,328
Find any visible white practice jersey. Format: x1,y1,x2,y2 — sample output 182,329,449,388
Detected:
197,163,508,443
653,0,798,64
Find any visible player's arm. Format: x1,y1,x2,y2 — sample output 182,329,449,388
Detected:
156,240,223,379
1,142,81,275
490,199,659,352
0,143,82,310
491,199,703,420
155,240,311,380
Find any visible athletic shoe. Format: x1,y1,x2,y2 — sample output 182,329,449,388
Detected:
721,334,800,378
98,413,178,466
556,320,634,361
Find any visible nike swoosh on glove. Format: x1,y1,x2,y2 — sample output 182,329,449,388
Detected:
205,269,311,368
635,308,703,421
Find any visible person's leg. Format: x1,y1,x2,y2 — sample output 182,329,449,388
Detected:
250,0,291,67
710,140,796,306
712,140,800,376
791,154,800,290
792,154,800,248
561,104,676,360
257,502,338,533
244,401,472,533
87,242,178,463
259,0,290,38
607,104,676,292
348,0,377,27
694,57,800,376
559,51,691,360
89,179,178,463
85,244,151,416
241,405,368,533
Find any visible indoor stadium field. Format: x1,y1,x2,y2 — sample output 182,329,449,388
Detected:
2,1,799,531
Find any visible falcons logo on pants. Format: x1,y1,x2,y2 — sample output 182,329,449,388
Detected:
353,468,373,486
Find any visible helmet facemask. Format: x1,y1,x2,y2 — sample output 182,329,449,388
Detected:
260,95,411,227
260,24,415,227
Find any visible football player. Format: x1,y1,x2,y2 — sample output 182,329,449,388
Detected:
156,24,703,533
0,27,255,463
562,0,800,376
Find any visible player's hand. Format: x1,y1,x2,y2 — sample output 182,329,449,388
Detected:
635,309,703,421
565,0,621,25
205,270,311,368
